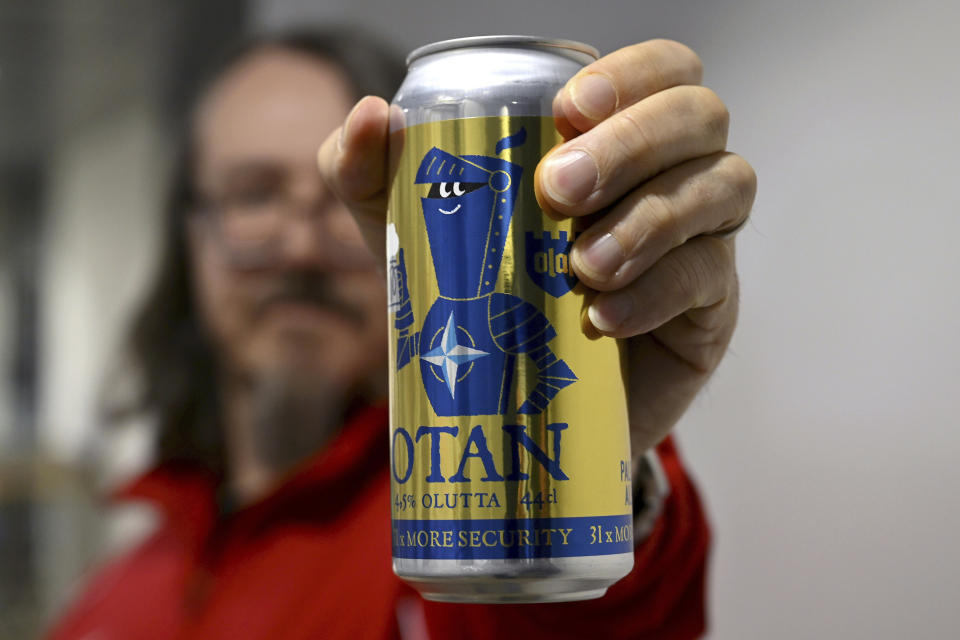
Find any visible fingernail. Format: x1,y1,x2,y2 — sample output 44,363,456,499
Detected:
588,294,633,333
577,232,624,279
571,74,618,121
543,150,598,205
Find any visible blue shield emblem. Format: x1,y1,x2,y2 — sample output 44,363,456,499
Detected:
525,231,578,297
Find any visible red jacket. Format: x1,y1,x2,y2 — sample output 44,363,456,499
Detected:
47,405,710,639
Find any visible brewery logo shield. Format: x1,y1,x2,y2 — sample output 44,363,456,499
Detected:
525,230,578,297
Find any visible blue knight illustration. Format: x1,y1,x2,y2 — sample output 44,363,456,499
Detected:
391,128,577,417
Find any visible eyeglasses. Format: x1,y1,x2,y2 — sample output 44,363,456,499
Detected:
195,185,374,270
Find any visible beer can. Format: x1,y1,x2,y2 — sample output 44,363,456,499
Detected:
386,35,635,603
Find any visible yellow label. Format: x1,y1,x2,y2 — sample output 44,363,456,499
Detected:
386,116,632,560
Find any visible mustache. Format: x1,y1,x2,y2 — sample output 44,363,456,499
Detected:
254,272,367,326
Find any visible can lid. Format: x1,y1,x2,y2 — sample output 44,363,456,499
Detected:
406,35,599,67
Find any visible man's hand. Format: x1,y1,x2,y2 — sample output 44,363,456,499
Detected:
318,39,756,454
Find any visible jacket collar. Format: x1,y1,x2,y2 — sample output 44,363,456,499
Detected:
113,402,389,547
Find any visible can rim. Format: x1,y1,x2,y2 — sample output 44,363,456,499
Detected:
406,35,599,67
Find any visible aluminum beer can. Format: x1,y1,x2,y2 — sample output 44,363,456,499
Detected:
386,36,634,603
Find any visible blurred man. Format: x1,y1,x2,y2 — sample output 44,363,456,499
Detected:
49,27,754,640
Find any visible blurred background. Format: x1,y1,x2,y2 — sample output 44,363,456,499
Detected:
1,0,958,638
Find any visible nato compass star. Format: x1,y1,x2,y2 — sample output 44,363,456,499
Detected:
421,312,488,398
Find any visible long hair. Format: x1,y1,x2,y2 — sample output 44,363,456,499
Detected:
103,27,406,478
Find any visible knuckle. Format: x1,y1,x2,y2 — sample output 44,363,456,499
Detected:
638,60,669,102
662,250,704,304
651,39,703,80
710,153,757,225
660,86,728,145
607,40,704,103
702,235,735,270
667,238,732,307
640,191,685,247
609,105,659,160
696,330,733,372
687,86,729,143
693,303,738,368
727,154,758,209
680,276,739,372
723,155,757,220
686,164,721,207
702,237,737,297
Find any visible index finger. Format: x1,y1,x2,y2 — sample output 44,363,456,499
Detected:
554,39,704,136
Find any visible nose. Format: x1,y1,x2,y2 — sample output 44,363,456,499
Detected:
277,206,324,265
273,197,374,272
274,199,337,270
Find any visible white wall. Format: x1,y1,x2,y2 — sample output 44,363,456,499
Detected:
250,1,960,638
36,102,165,616
40,103,164,466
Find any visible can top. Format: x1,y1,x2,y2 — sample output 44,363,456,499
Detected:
406,35,599,68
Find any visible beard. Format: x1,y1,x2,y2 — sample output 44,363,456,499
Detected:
222,268,387,493
247,366,350,474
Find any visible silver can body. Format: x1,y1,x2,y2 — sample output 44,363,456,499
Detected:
386,36,636,604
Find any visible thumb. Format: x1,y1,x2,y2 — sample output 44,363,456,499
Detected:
317,95,404,262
